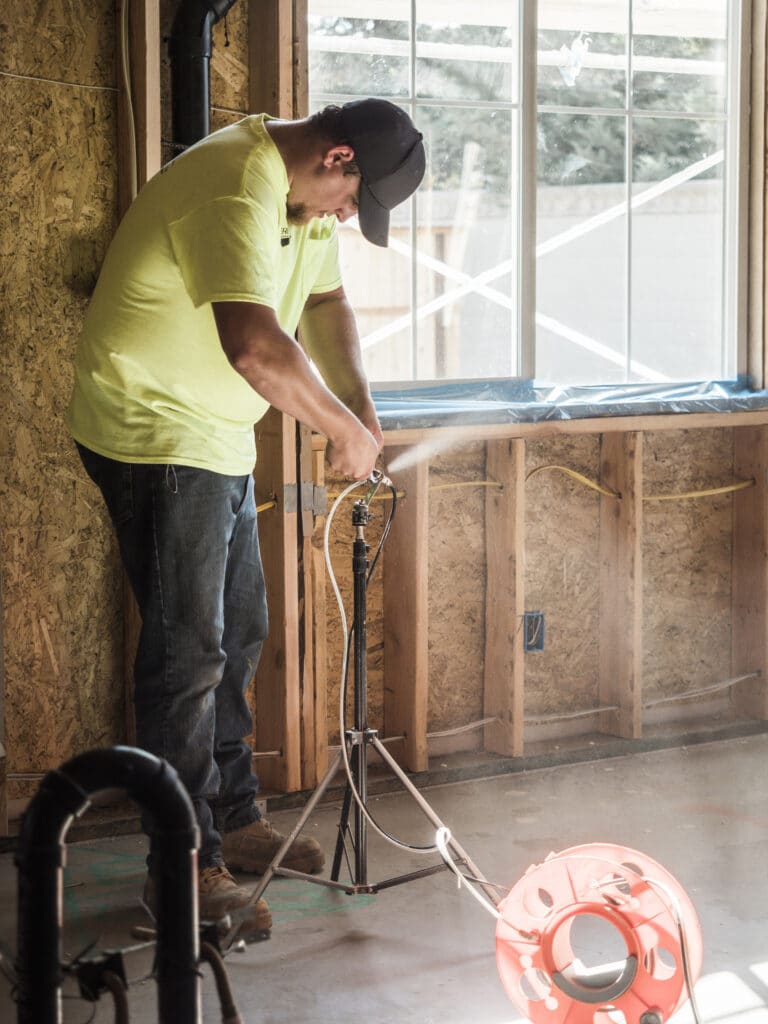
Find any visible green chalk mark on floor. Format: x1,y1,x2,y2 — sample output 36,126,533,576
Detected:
64,845,146,904
61,844,377,928
267,880,377,922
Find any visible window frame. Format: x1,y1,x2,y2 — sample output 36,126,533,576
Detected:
304,0,763,398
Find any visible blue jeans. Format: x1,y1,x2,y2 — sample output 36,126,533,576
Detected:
76,445,268,868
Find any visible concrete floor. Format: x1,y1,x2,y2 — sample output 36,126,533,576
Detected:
0,734,766,1023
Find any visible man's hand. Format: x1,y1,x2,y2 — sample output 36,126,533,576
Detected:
326,423,380,479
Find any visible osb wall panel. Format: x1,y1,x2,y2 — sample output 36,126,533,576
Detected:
427,444,486,735
642,428,733,701
524,435,602,716
323,447,488,746
1,6,123,798
0,0,114,88
210,5,249,115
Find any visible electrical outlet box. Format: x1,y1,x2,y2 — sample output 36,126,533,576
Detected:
523,611,545,651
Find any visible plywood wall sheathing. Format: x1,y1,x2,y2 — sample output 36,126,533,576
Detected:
383,451,429,771
211,1,249,118
428,444,486,742
1,0,124,803
642,429,733,710
732,425,768,717
524,436,602,721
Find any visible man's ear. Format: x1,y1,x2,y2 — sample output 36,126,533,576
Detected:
323,144,355,168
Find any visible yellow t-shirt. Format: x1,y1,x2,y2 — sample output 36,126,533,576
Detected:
67,114,342,474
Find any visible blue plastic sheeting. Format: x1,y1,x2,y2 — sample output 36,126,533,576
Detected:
373,377,768,430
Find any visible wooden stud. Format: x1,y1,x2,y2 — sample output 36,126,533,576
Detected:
598,432,643,739
117,0,161,212
116,0,161,744
293,0,309,118
748,0,767,388
253,408,302,793
310,444,329,781
382,409,768,450
483,439,526,756
298,422,317,788
246,0,311,793
249,0,295,117
131,0,161,185
732,425,768,717
0,567,6,835
382,449,429,771
0,741,6,838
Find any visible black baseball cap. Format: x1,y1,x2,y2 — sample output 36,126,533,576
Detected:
340,98,426,247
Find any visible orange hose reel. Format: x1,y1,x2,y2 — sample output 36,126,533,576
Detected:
495,843,702,1024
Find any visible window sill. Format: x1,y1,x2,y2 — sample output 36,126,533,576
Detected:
373,376,768,437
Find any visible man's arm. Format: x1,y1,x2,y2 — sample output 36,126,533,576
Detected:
212,300,379,479
298,286,383,449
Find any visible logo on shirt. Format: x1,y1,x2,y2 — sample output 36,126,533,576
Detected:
280,227,290,247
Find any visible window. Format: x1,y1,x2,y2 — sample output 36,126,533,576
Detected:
307,0,747,388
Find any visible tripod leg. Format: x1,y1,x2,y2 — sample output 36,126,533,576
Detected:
245,748,345,905
331,784,353,882
369,735,501,906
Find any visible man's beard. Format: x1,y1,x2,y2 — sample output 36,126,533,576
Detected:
286,201,308,225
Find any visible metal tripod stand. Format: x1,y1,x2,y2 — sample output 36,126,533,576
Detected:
247,481,498,906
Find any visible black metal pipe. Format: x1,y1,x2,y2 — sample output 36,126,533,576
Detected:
15,746,201,1024
169,0,239,148
200,940,243,1024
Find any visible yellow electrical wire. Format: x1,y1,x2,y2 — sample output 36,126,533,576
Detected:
526,464,620,498
643,479,754,501
323,467,756,507
526,463,755,501
430,480,503,493
326,490,405,501
256,499,278,513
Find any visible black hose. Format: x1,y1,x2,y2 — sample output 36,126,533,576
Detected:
200,941,243,1024
102,970,130,1024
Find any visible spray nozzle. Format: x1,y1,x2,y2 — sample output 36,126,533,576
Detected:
362,467,390,506
367,467,393,489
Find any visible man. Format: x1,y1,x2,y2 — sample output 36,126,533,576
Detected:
67,98,425,931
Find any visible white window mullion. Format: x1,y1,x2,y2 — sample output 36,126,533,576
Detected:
519,0,537,378
746,0,767,387
626,0,634,383
410,0,418,380
726,0,749,380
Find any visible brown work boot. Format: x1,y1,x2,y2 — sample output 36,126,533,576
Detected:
221,818,325,875
143,865,272,931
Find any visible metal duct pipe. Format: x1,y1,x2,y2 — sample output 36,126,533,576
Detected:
15,746,201,1024
169,0,239,148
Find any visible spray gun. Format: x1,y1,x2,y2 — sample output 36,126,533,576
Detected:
352,469,390,536
363,467,393,505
